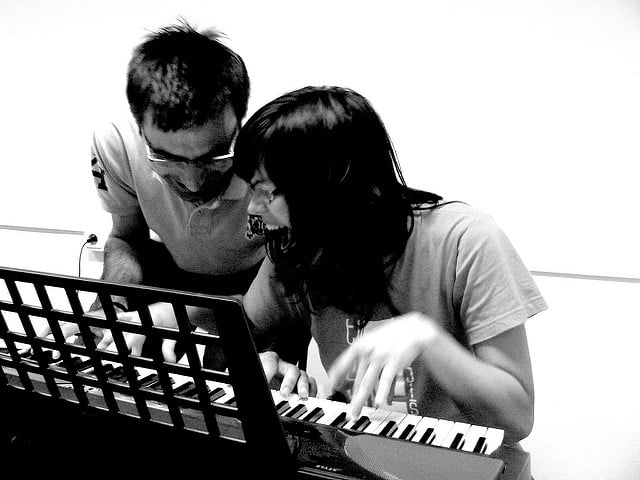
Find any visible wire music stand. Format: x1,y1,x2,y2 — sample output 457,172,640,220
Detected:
0,266,295,477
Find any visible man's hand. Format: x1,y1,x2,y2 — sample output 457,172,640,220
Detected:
259,350,317,399
36,309,112,360
98,302,179,361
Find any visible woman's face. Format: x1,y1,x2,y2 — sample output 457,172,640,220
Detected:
247,166,290,230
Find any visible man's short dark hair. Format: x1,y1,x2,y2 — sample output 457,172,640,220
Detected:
126,20,250,131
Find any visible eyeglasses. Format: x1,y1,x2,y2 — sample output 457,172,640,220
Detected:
143,129,238,171
249,181,279,205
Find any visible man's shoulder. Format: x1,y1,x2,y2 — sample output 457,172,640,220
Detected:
92,109,143,175
93,110,139,146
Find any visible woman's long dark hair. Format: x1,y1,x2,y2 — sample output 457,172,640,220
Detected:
235,86,441,320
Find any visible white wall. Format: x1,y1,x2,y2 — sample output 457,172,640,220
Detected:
1,0,639,277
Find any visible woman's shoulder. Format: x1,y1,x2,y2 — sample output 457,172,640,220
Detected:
415,200,500,237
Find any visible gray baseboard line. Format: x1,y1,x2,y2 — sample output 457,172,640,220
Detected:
1,224,638,284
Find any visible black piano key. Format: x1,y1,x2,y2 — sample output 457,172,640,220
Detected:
418,427,435,444
330,412,348,428
140,374,159,388
301,407,325,423
175,383,198,398
450,432,465,450
149,376,175,391
351,416,371,432
40,350,58,364
283,403,308,419
378,421,398,437
109,366,128,382
69,356,93,371
224,396,236,406
276,400,291,415
209,387,227,402
473,437,487,454
398,424,416,440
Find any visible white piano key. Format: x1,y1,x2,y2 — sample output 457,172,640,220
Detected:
296,397,342,422
370,411,407,436
408,415,439,443
311,399,349,427
429,419,455,447
342,406,388,432
204,380,235,404
441,422,471,449
461,425,488,452
271,390,304,415
167,372,192,390
134,366,157,384
483,427,505,455
392,413,424,440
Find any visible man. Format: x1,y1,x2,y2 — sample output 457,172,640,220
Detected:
73,22,266,360
90,20,264,316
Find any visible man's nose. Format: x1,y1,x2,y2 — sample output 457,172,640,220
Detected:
179,167,207,192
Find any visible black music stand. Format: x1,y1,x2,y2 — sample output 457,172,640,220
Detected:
0,266,296,478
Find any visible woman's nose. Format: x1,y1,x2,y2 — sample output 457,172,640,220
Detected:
247,194,267,215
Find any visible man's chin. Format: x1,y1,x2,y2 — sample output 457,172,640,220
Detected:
174,190,216,204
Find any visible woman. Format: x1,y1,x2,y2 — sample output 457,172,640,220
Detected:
235,86,546,445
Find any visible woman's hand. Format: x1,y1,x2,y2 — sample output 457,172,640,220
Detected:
328,313,439,419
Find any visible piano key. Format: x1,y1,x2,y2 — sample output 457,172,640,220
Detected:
408,415,438,443
314,403,351,427
67,355,93,371
349,415,372,432
342,406,392,434
392,413,423,440
208,386,227,402
329,411,349,429
205,380,235,405
301,406,324,423
483,427,505,455
428,419,455,447
283,403,309,420
271,391,326,421
473,437,487,454
278,395,343,425
461,425,488,453
441,422,471,449
174,381,198,397
371,411,406,436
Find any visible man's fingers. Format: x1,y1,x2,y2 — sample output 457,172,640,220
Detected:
96,331,114,350
161,339,177,363
59,322,81,339
296,372,318,399
259,352,278,382
278,362,300,397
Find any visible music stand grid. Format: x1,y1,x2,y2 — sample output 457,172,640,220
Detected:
0,266,294,473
